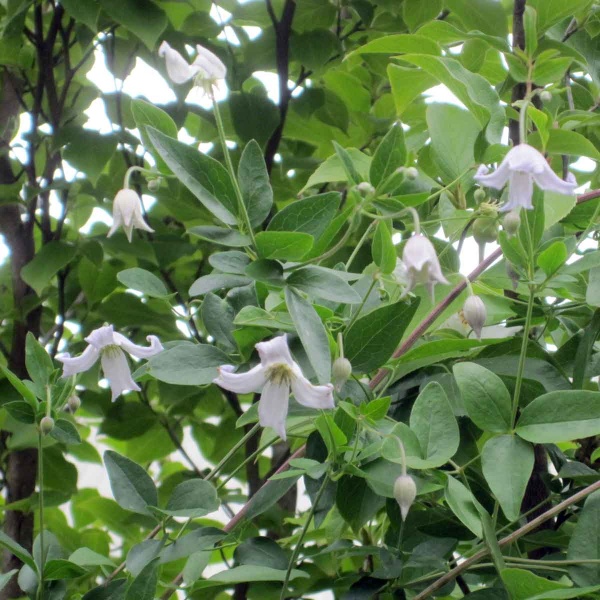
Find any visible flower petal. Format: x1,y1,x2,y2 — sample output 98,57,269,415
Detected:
214,364,266,394
474,157,511,190
194,44,227,79
159,41,199,84
532,163,578,195
503,171,534,212
101,347,139,402
258,380,290,441
291,368,334,409
56,345,100,377
256,334,294,367
114,333,163,359
85,325,115,349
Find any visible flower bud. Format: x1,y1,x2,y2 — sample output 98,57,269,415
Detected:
463,295,486,339
474,188,486,203
356,182,375,197
332,357,352,390
394,474,417,521
147,178,161,192
67,395,81,412
405,167,418,180
503,210,521,236
472,217,498,244
540,90,552,103
40,416,54,435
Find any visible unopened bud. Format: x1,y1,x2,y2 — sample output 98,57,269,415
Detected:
473,217,498,244
463,295,486,339
540,90,552,103
405,167,418,180
474,188,486,203
394,475,417,521
356,182,375,197
332,357,352,390
40,416,54,435
503,210,521,236
67,395,81,412
147,178,161,192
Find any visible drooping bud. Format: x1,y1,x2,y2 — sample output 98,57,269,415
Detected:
67,395,81,412
503,210,521,236
147,178,162,192
332,357,352,391
474,188,486,203
463,295,487,339
472,217,498,244
40,416,55,435
356,182,375,197
540,90,552,103
405,167,418,180
394,474,417,521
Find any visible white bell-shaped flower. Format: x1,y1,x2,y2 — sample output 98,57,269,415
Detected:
394,474,417,521
213,335,334,441
462,295,487,340
474,144,577,212
57,325,163,401
159,41,226,95
402,235,449,300
107,189,154,242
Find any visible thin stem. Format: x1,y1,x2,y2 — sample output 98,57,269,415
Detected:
279,475,329,600
346,277,377,332
519,98,530,144
345,220,376,270
511,286,535,426
206,422,261,481
36,431,44,600
211,98,257,247
124,165,154,189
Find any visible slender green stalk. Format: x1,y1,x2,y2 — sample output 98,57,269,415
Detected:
345,277,377,332
279,475,329,600
37,431,45,600
206,422,261,481
345,220,376,270
519,98,530,144
124,165,156,189
511,286,535,426
211,98,257,247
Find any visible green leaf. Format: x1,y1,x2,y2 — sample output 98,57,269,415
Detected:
285,287,331,384
69,548,116,568
245,260,284,285
400,54,505,143
125,558,159,600
481,435,534,521
117,268,169,298
44,559,87,580
0,363,37,408
189,274,252,297
567,490,600,586
301,150,371,192
403,0,442,31
286,266,361,304
345,299,420,373
255,231,314,261
516,391,600,443
315,413,347,456
542,129,600,161
502,568,571,600
234,537,289,570
453,362,512,433
532,57,572,85
243,475,301,523
3,401,35,424
49,419,82,445
332,141,361,185
131,99,178,173
586,267,600,307
0,570,17,594
410,382,459,468
147,343,230,386
238,140,273,228
188,226,251,248
99,0,167,49
267,192,340,238
229,92,279,147
21,241,77,296
104,451,158,516
147,128,238,225
388,64,437,116
25,333,53,391
336,475,385,531
537,241,568,276
82,580,127,599
445,475,483,537
445,0,508,37
527,0,592,33
201,293,236,350
370,124,406,188
63,130,116,183
162,480,220,518
60,0,99,29
349,34,441,57
209,251,251,275
372,221,397,274
0,531,36,572
209,565,308,583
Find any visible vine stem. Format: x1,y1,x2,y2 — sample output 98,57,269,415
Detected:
279,475,329,600
211,97,257,247
36,431,44,600
412,477,600,600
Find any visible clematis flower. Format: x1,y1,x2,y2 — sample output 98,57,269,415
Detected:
159,41,226,95
402,234,449,300
57,325,163,401
462,295,487,340
107,189,154,242
474,144,577,212
213,335,334,441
